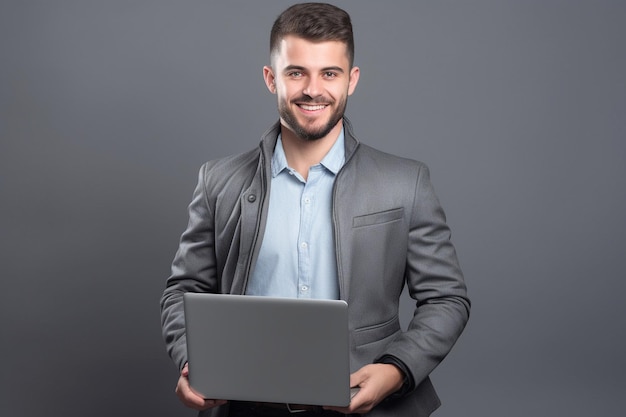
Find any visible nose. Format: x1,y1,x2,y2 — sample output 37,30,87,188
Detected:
302,76,322,98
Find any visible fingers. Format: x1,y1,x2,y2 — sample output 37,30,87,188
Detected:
324,363,404,415
175,364,227,411
330,385,376,415
324,368,371,414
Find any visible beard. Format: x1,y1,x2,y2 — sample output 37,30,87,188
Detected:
278,94,348,141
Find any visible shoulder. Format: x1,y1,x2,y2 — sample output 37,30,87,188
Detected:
199,147,261,187
352,143,429,176
343,117,427,174
337,143,432,205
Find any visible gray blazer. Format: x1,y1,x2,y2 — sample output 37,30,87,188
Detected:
160,119,470,417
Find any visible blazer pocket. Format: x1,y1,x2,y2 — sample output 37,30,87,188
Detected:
353,315,401,347
352,207,404,228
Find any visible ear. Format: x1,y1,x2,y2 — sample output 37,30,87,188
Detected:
263,66,277,94
347,66,360,96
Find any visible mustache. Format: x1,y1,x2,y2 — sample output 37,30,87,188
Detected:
293,96,333,104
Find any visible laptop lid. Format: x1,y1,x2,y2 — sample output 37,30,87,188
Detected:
183,293,351,406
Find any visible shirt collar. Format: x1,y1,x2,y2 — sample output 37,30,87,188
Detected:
271,128,345,178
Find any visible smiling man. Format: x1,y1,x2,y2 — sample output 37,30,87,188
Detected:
267,35,358,144
161,3,470,417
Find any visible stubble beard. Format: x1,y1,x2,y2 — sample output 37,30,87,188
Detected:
278,95,348,141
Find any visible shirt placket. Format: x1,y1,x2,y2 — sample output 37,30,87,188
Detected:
297,168,320,298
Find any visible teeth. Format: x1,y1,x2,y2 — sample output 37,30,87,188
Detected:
300,104,326,111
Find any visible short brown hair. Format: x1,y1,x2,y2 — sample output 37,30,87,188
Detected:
270,2,355,67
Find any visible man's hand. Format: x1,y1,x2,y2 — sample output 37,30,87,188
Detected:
324,363,404,415
175,363,228,411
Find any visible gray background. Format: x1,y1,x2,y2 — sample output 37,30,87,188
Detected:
1,1,625,416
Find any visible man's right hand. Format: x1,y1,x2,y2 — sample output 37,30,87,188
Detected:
176,363,228,411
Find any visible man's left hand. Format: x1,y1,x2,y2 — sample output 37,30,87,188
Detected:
324,363,404,415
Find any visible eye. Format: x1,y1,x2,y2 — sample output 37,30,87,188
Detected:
287,71,303,78
323,71,338,79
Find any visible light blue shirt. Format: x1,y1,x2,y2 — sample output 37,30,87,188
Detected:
246,129,345,299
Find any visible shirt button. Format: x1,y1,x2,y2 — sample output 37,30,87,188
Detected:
301,285,309,291
247,194,256,203
300,242,308,249
303,197,311,204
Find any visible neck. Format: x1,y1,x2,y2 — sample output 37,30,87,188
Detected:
280,120,343,180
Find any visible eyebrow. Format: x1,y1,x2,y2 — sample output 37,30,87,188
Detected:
283,65,345,74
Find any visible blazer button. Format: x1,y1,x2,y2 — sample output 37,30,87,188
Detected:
247,194,257,203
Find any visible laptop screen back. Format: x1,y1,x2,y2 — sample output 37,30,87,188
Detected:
183,293,351,406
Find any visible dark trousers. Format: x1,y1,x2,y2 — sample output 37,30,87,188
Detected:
228,401,355,417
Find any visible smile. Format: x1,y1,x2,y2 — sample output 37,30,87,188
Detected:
298,104,327,111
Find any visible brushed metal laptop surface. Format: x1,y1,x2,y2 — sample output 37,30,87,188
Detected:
183,293,351,407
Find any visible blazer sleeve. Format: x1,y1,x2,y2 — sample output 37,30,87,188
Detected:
160,163,218,371
380,164,470,388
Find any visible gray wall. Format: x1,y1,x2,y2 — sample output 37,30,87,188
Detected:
2,1,625,416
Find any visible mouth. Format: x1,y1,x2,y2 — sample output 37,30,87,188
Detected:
297,103,328,112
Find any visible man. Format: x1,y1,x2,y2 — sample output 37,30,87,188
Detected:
161,3,469,416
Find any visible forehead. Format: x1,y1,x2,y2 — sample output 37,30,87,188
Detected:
272,35,350,69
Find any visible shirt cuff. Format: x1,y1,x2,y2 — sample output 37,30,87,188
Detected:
374,355,415,400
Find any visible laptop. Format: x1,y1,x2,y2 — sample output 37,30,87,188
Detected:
183,293,352,406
